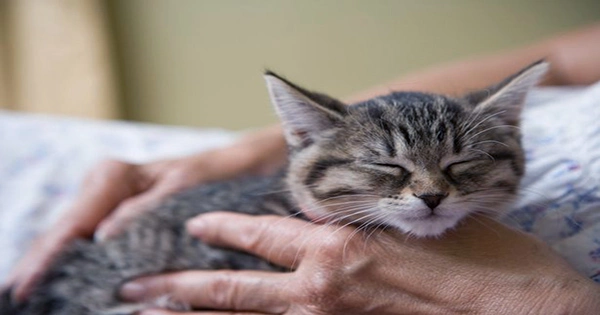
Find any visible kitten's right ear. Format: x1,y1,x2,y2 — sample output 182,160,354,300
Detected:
264,71,346,148
464,60,549,126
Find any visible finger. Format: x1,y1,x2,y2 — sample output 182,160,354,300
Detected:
7,160,143,300
9,253,48,301
121,270,290,314
7,228,75,301
95,165,192,241
74,160,148,241
187,213,319,268
94,190,166,241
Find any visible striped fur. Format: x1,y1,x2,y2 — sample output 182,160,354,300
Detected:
269,61,548,237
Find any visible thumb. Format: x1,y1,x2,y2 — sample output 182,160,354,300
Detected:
94,176,188,241
94,191,165,241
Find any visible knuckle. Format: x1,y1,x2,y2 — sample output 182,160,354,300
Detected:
238,217,277,253
159,276,180,296
206,271,238,308
321,234,347,252
116,199,144,215
315,234,347,261
300,269,343,308
85,159,135,185
163,164,196,188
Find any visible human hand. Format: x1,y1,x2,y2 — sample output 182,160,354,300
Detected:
121,212,600,315
95,125,286,240
5,158,199,301
4,125,287,301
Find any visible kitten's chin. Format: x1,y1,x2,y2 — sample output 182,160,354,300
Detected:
393,215,464,237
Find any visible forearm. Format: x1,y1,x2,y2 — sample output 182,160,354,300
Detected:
224,123,287,175
184,124,287,179
537,276,600,314
347,22,600,102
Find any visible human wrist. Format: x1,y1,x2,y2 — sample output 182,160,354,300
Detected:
538,277,600,314
506,274,600,315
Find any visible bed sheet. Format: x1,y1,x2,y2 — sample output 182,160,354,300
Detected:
1,82,600,284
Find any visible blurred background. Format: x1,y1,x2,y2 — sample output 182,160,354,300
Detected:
0,0,598,130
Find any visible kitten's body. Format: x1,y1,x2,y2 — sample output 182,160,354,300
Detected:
1,62,548,314
3,174,295,314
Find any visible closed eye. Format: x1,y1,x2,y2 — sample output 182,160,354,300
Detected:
446,160,473,171
373,163,405,169
446,159,492,176
368,163,408,175
447,160,472,168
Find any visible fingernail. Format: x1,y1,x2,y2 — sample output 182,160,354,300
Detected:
186,218,206,236
120,282,146,301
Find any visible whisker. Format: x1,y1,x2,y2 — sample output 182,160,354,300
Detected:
467,139,509,148
465,125,521,144
467,213,502,238
461,110,507,140
468,148,495,161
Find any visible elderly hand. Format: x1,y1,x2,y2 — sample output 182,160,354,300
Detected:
121,212,600,315
4,126,286,301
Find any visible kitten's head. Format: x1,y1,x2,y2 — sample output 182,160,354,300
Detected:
265,61,547,237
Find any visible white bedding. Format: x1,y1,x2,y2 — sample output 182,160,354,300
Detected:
1,82,599,284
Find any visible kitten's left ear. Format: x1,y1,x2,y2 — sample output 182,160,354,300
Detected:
465,60,549,125
264,71,347,148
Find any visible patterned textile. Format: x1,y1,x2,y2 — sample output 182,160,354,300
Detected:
0,82,599,284
506,82,600,283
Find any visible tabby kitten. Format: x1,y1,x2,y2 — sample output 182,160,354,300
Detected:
1,61,547,314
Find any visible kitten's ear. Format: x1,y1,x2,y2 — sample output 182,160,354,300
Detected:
264,71,347,147
465,60,549,125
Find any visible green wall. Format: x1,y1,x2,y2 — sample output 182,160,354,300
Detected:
108,0,600,130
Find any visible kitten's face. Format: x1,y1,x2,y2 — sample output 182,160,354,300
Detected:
286,94,524,237
266,62,547,237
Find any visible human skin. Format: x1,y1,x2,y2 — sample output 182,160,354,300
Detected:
5,22,600,302
4,125,287,300
120,212,600,315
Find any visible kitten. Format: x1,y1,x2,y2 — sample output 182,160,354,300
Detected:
0,61,548,314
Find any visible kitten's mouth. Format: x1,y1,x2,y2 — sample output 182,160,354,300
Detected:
403,213,449,222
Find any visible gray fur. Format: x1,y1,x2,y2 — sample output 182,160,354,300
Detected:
1,61,547,314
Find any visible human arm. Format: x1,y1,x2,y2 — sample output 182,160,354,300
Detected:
121,212,600,314
347,22,600,101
